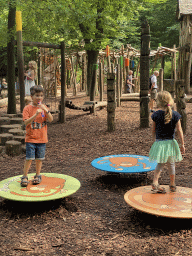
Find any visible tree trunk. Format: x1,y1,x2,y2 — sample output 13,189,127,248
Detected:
87,50,99,99
7,0,16,114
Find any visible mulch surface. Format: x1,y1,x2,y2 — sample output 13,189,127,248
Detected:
0,93,192,256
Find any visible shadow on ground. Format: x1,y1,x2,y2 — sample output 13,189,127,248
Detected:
92,173,152,191
0,196,79,218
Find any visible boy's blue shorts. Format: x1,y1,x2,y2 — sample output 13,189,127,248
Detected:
26,143,46,160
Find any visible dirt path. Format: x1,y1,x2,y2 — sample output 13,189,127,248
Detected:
0,97,192,256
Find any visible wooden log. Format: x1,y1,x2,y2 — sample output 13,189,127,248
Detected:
121,97,140,102
116,63,120,107
21,144,26,153
99,62,104,101
0,124,21,133
0,133,14,145
107,112,115,132
59,41,66,123
16,11,25,112
8,129,24,136
1,113,17,118
0,117,10,125
107,102,116,112
140,20,150,128
5,140,22,156
0,146,4,154
10,117,23,125
107,91,116,102
107,73,116,132
16,113,23,118
159,68,164,91
176,80,187,134
13,135,25,144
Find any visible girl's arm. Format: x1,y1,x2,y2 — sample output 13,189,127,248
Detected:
176,120,185,154
152,121,156,142
25,70,35,80
30,70,35,80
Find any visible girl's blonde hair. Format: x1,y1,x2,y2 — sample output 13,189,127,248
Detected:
29,61,37,79
156,91,174,124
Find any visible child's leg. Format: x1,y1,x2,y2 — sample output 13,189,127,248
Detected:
153,163,164,185
35,159,42,176
167,162,176,187
21,159,32,187
23,160,32,177
32,144,46,184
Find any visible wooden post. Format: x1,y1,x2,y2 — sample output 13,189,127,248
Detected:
60,41,66,123
159,68,163,91
16,11,25,113
135,60,140,93
106,45,111,73
99,62,104,101
185,33,192,94
90,64,98,113
161,55,165,70
107,73,116,132
125,58,129,93
176,80,187,134
82,53,87,91
173,45,177,81
7,0,16,114
140,20,150,128
116,63,120,107
120,56,123,96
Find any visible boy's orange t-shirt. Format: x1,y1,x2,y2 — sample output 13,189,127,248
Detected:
23,104,49,143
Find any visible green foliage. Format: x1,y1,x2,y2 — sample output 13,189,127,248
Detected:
163,61,172,79
0,0,180,52
138,0,179,49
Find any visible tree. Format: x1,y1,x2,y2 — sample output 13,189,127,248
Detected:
1,0,175,103
7,0,16,114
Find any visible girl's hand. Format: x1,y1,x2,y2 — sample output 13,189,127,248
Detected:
180,145,185,154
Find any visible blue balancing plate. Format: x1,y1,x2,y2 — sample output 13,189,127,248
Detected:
91,154,157,174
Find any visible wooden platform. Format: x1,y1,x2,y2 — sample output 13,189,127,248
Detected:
124,185,192,218
91,155,157,173
65,100,107,112
0,173,81,202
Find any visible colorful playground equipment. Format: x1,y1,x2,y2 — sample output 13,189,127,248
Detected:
91,154,157,174
0,173,80,202
124,185,192,218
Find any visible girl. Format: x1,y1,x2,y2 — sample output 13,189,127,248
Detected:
149,91,185,193
24,61,37,96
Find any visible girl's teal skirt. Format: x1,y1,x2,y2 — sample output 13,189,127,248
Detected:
149,139,182,163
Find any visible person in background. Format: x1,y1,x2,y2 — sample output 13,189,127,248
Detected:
2,78,8,89
149,70,159,112
126,70,137,93
24,61,37,96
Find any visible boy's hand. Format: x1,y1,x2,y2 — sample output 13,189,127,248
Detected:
38,102,48,112
36,108,43,116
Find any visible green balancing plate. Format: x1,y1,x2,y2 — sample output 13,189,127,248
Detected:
0,173,81,202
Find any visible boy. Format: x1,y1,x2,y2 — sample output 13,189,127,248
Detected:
21,85,53,187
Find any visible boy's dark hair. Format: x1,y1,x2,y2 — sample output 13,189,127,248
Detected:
30,85,44,96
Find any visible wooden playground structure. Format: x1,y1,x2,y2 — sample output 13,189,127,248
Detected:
1,1,190,133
